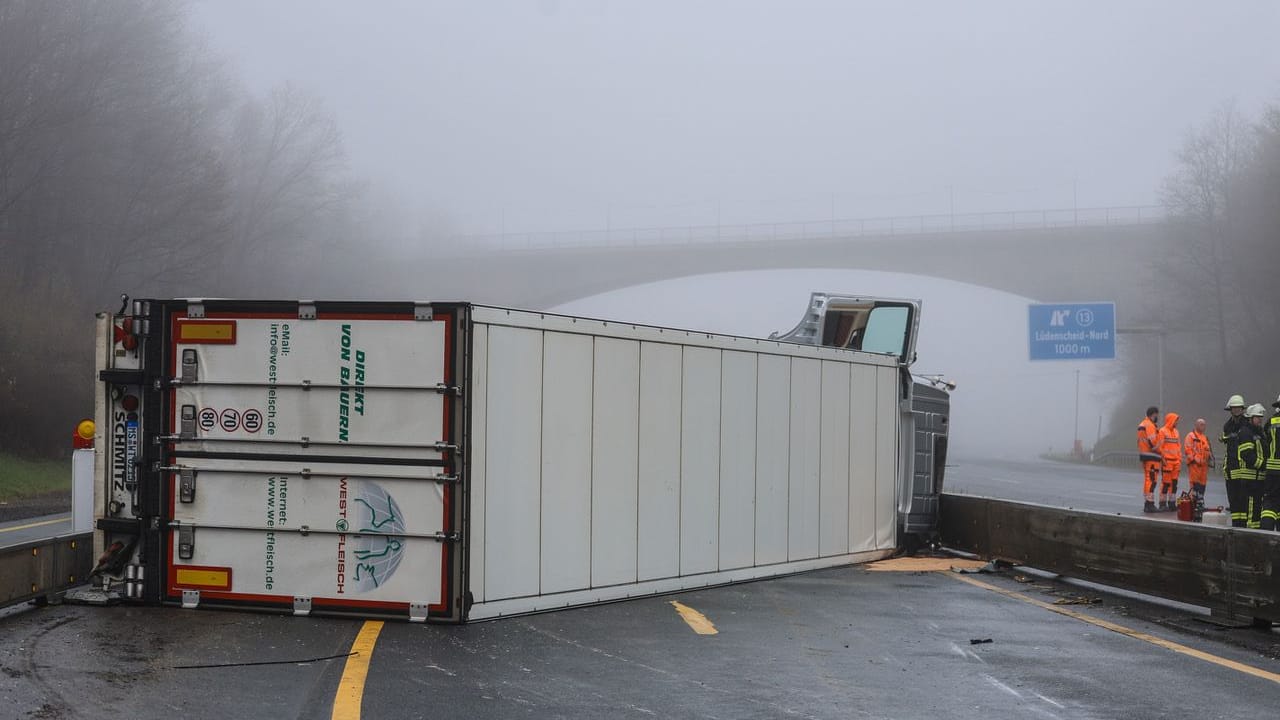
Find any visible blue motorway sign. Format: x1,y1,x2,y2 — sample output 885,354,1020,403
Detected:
1028,302,1115,360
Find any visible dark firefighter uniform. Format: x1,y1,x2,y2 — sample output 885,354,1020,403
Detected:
1222,409,1246,526
1262,411,1280,531
1230,415,1266,528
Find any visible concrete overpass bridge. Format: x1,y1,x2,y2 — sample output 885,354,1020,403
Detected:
420,205,1169,313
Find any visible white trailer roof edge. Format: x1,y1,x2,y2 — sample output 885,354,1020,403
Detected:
468,304,900,367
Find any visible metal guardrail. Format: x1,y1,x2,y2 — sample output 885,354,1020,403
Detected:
441,205,1167,255
1089,450,1141,468
0,533,93,608
1092,450,1218,472
940,493,1280,622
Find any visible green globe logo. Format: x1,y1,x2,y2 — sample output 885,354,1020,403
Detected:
335,518,349,532
347,481,406,593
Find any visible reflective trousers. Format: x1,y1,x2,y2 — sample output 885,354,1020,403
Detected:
1160,463,1180,501
1226,476,1264,528
1188,463,1208,489
1142,461,1161,503
1261,471,1280,531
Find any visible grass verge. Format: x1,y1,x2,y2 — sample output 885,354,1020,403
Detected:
0,453,70,502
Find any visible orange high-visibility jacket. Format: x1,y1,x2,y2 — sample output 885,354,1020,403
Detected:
1159,413,1182,470
1184,429,1211,466
1137,416,1161,462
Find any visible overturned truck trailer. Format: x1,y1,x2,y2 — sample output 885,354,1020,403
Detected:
89,294,947,622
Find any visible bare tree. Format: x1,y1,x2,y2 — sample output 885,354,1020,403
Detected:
0,1,237,453
222,84,357,290
1159,100,1255,373
0,1,233,300
0,1,392,455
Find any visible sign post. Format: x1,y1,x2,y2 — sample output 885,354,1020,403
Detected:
1028,302,1116,361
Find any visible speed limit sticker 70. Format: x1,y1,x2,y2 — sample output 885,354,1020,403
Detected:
204,407,264,433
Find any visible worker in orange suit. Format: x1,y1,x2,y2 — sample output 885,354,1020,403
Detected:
1183,418,1212,504
1137,406,1162,513
1158,412,1183,511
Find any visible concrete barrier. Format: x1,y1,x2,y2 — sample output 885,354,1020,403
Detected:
940,493,1280,622
0,533,93,608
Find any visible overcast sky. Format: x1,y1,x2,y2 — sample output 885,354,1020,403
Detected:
192,1,1280,235
183,1,1274,454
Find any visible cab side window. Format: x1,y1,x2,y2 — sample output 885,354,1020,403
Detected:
861,306,910,356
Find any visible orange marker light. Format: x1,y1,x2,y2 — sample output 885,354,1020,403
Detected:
73,419,95,449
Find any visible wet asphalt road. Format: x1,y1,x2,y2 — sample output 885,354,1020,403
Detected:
2,558,1279,719
944,455,1230,517
0,513,74,548
2,457,1277,718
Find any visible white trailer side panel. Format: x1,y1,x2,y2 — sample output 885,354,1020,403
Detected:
875,366,899,549
718,351,757,571
819,361,852,557
467,324,489,603
754,355,791,565
467,307,899,620
848,365,879,553
539,333,594,595
637,343,682,582
787,358,821,561
680,347,721,576
591,338,640,588
483,326,542,600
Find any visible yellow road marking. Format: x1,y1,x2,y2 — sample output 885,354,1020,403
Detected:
950,573,1280,686
670,601,718,635
0,516,70,534
331,620,385,720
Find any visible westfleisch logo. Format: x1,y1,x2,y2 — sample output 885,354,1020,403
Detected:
335,478,406,594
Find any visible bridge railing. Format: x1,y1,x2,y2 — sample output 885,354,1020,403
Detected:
442,204,1166,255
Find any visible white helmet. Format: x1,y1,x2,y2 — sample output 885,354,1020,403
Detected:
1273,393,1280,409
1225,394,1245,410
1245,403,1267,418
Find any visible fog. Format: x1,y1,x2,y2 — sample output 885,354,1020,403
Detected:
3,1,1278,457
171,1,1280,455
553,270,1119,459
192,1,1280,234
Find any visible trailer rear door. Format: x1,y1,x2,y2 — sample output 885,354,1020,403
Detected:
159,302,461,621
